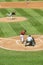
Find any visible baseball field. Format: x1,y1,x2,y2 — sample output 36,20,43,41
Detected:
0,0,43,65
0,0,43,2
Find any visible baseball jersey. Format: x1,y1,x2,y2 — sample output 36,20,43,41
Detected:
20,31,25,35
27,37,33,41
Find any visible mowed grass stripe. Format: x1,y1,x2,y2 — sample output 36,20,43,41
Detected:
17,9,39,34
25,9,43,24
0,27,4,37
0,23,17,37
0,12,4,18
0,48,43,65
6,8,15,13
16,8,41,34
24,9,43,34
15,10,39,33
9,22,25,35
0,9,9,17
0,0,5,2
5,0,12,2
33,9,43,16
18,9,39,34
24,8,43,34
18,0,25,1
15,8,30,18
33,9,43,24
20,21,40,35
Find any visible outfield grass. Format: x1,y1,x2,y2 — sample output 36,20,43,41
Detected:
0,0,43,2
0,48,43,65
0,8,43,37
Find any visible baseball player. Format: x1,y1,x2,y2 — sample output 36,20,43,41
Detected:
7,12,11,17
25,35,36,46
26,0,30,4
20,30,26,43
7,12,16,20
11,12,16,19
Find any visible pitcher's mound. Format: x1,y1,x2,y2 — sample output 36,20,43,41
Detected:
0,35,43,51
0,17,27,22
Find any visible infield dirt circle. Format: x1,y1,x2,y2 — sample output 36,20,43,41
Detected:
0,2,43,51
0,35,43,51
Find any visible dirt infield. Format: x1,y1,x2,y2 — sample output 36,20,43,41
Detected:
0,17,27,22
0,2,43,51
0,35,43,51
0,2,43,9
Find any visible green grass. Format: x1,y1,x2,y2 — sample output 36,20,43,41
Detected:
0,8,43,37
0,8,43,65
0,48,43,65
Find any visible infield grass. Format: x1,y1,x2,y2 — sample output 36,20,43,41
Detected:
0,8,43,37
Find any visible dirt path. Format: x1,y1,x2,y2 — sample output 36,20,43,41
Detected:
0,2,43,51
0,35,43,51
0,17,27,22
0,2,43,9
